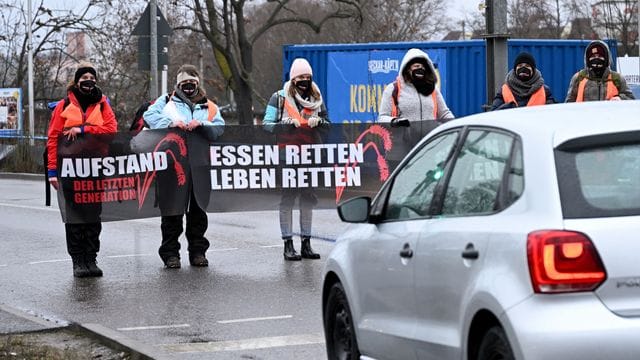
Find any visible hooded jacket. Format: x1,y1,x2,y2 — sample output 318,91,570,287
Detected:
378,48,454,123
565,40,635,102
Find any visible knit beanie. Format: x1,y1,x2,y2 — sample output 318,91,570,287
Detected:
74,62,97,83
176,64,200,85
289,58,313,80
513,52,536,71
587,43,608,62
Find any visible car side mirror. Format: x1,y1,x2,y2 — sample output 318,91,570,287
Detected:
337,196,371,223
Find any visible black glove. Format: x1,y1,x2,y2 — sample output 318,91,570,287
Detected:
497,102,516,110
391,117,410,127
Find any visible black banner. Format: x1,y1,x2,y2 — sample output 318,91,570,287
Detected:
55,122,439,223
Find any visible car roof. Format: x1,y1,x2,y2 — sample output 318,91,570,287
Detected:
437,100,640,147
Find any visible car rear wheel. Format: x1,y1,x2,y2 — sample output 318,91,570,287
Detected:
324,282,360,360
477,326,514,360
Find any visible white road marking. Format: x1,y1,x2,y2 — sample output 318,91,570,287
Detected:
259,244,282,248
29,259,70,265
0,203,58,212
208,248,238,252
106,254,152,258
217,315,292,324
0,264,7,267
162,333,324,353
117,324,190,331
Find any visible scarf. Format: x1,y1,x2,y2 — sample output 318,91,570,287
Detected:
505,69,544,98
283,80,323,114
72,86,103,112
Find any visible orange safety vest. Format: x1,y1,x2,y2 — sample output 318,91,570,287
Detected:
283,98,314,126
501,84,546,107
390,77,438,120
60,101,105,129
576,74,619,102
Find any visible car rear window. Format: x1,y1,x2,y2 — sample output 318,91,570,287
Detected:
556,132,640,218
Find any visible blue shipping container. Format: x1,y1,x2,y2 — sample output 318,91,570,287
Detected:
283,39,617,121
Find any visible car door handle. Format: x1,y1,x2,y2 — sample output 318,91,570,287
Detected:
399,243,413,258
461,243,479,260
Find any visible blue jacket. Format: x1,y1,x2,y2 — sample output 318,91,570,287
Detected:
143,93,224,141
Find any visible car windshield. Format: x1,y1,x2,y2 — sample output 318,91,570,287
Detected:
557,140,640,218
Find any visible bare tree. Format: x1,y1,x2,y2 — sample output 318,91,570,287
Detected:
168,0,362,125
337,0,450,42
0,0,110,135
590,0,638,55
508,0,566,38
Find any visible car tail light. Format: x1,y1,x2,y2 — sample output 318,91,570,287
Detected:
527,230,606,293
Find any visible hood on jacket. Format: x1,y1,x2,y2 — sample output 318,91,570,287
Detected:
583,40,612,69
399,48,438,85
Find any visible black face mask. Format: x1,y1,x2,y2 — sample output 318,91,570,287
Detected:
410,68,426,83
589,58,607,76
294,80,311,93
78,80,96,94
516,67,533,81
180,83,198,97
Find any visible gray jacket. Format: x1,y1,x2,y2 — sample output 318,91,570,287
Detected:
378,48,454,123
565,40,635,102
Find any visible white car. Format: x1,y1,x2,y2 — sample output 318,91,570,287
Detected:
322,100,640,360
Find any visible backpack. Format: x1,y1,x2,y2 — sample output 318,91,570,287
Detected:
129,99,156,134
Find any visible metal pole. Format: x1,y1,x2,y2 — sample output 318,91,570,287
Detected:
150,0,158,99
27,0,35,145
484,0,509,109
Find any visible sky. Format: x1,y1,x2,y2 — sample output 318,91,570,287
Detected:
449,0,481,20
42,0,479,21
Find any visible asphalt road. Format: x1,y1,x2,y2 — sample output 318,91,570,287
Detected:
0,175,349,359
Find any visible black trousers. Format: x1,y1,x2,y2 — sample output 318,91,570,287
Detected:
65,222,101,257
159,191,209,261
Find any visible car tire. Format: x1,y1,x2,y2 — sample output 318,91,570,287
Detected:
477,326,515,360
324,282,360,360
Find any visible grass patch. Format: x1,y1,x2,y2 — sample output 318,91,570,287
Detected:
0,329,131,360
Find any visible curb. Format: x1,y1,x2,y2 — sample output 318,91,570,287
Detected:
0,304,166,360
72,323,169,360
0,172,43,181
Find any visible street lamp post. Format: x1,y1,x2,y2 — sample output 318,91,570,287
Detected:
27,0,35,145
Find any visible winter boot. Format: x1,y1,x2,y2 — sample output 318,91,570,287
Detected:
71,255,91,278
301,236,320,259
283,238,301,261
85,255,103,277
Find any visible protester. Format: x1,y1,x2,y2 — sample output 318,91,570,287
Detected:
143,64,225,269
46,61,117,278
491,51,556,110
378,48,454,124
263,58,328,261
565,40,635,102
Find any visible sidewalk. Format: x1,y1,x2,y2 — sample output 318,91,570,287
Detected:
0,303,164,359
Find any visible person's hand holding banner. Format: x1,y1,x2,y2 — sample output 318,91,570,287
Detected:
281,116,300,128
308,116,322,128
170,120,186,129
186,119,202,131
49,177,59,190
63,126,82,141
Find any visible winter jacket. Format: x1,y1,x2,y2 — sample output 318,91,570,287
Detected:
491,84,555,110
46,91,117,177
378,48,454,123
263,84,329,147
143,92,225,142
565,40,635,102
